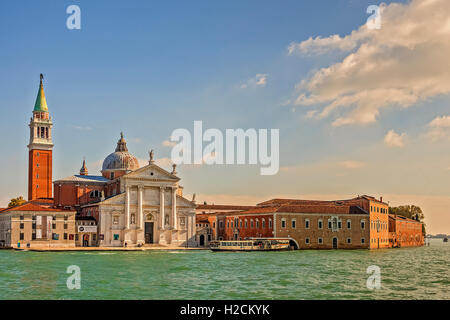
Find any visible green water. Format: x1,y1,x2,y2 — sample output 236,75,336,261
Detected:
0,239,448,300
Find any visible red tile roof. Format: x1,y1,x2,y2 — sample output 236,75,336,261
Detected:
257,195,388,207
196,204,256,211
0,202,73,214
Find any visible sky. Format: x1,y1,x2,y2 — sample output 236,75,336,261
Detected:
0,0,449,234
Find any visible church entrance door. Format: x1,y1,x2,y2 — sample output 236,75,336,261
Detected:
145,222,154,244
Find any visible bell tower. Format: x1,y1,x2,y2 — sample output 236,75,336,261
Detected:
28,74,54,200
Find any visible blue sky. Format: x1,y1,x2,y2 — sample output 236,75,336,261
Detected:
1,0,449,233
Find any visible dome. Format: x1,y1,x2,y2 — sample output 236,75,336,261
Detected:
102,133,139,172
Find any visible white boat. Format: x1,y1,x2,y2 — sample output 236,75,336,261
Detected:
209,238,291,251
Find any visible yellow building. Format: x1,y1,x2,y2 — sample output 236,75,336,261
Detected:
0,199,76,249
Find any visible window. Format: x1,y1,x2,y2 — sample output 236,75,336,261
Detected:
338,221,342,229
250,220,254,228
20,215,24,220
361,219,366,229
245,220,248,228
347,220,351,229
64,233,68,240
93,234,97,241
318,219,323,229
52,223,56,229
269,219,272,228
291,219,296,228
20,223,24,229
262,219,266,228
212,222,215,228
64,215,68,221
110,172,115,179
318,237,323,244
281,218,286,228
239,220,243,228
20,233,24,240
361,238,365,244
219,221,223,229
32,232,36,240
305,219,309,229
75,234,79,241
113,234,119,241
255,219,259,228
328,221,332,229
231,221,234,228
305,238,310,244
227,221,230,228
347,238,352,244
64,223,68,229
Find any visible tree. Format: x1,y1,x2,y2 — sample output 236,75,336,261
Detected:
8,196,26,208
389,205,426,234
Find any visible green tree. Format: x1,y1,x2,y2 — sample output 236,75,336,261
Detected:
389,205,426,234
8,196,26,208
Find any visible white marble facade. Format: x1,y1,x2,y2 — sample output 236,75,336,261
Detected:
96,163,197,247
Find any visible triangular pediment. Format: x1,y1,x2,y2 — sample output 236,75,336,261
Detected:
123,163,180,182
98,192,125,205
177,195,196,208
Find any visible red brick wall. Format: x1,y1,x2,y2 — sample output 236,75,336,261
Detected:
395,219,424,247
28,149,52,200
222,214,274,240
54,183,105,208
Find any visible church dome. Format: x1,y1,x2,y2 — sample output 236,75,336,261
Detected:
102,133,139,172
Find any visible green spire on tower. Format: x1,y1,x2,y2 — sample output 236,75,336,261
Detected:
33,73,48,112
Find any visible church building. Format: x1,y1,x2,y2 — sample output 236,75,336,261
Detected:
0,74,197,248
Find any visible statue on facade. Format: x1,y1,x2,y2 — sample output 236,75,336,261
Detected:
149,149,155,164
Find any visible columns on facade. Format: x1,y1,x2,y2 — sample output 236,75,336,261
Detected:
138,185,144,229
160,186,165,230
172,186,177,229
125,185,130,229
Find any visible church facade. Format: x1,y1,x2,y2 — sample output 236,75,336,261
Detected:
0,75,197,248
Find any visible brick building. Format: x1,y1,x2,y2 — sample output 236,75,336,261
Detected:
196,195,418,250
389,214,424,248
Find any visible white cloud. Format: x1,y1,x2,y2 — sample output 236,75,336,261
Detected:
290,0,450,126
384,130,407,147
162,140,177,147
427,115,450,141
338,160,366,169
240,74,268,89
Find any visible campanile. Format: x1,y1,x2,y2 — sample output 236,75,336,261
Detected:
28,74,54,200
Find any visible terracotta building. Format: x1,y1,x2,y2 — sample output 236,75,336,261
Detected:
196,195,418,250
389,214,424,248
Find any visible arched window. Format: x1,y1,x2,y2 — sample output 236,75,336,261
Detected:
262,219,266,228
318,219,323,229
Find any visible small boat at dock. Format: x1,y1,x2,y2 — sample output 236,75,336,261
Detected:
210,238,292,251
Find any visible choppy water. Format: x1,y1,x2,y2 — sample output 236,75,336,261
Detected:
0,239,448,300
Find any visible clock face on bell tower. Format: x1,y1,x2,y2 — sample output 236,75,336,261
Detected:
27,74,54,201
